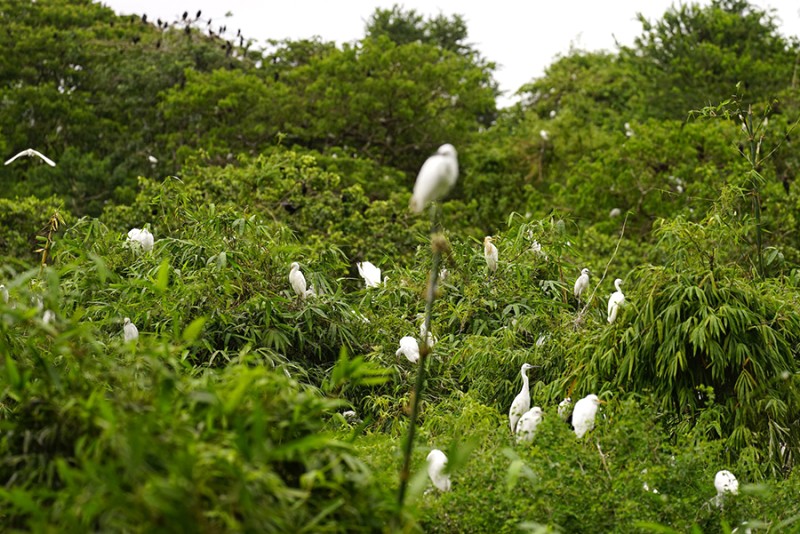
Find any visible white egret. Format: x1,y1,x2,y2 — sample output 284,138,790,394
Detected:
4,148,56,167
609,208,622,218
409,144,458,213
289,262,307,299
714,470,738,497
484,236,498,273
342,410,362,424
509,363,534,433
396,336,420,363
357,261,382,288
127,228,154,253
123,317,139,342
624,122,634,137
0,284,8,304
516,406,543,443
558,397,572,420
573,268,590,302
426,449,451,492
42,310,55,325
419,318,436,348
607,279,625,324
572,394,601,438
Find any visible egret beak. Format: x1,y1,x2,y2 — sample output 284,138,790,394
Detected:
598,399,607,404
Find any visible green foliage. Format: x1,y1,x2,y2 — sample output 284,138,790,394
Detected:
3,0,800,531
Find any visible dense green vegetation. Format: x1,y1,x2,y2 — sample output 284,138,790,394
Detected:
2,0,800,531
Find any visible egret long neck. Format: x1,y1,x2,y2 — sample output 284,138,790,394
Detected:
521,369,530,394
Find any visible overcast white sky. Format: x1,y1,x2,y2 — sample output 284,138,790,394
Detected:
101,1,800,107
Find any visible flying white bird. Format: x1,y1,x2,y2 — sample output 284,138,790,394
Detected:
396,336,420,363
509,363,534,433
484,236,498,273
607,279,625,324
426,449,451,491
409,144,459,213
0,285,8,304
574,268,590,302
357,261,382,288
289,262,307,299
572,394,601,438
127,228,154,253
123,317,139,342
516,406,543,443
714,470,738,497
4,148,56,167
558,397,572,420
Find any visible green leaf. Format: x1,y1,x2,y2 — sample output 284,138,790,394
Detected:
182,317,206,343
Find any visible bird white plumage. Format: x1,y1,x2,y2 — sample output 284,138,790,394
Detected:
342,410,362,424
4,148,56,167
127,228,154,253
558,397,572,420
509,363,534,433
426,449,451,492
289,262,307,299
572,394,601,438
357,261,382,288
516,406,543,443
123,317,139,342
714,470,738,496
409,144,458,213
607,278,625,323
484,236,498,273
396,336,420,363
419,317,436,348
0,284,7,304
574,268,590,300
42,310,55,325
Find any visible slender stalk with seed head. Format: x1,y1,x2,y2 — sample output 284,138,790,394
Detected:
396,203,445,518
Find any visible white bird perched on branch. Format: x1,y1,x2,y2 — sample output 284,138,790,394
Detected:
409,144,458,213
289,262,307,299
574,268,590,302
123,317,139,342
516,406,543,443
607,278,625,323
572,394,601,438
509,363,534,433
4,148,56,167
357,261,382,288
426,449,451,491
484,236,498,273
127,228,154,253
396,336,420,363
714,470,738,506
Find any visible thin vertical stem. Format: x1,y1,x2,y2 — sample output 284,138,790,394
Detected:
746,106,764,278
396,203,443,518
